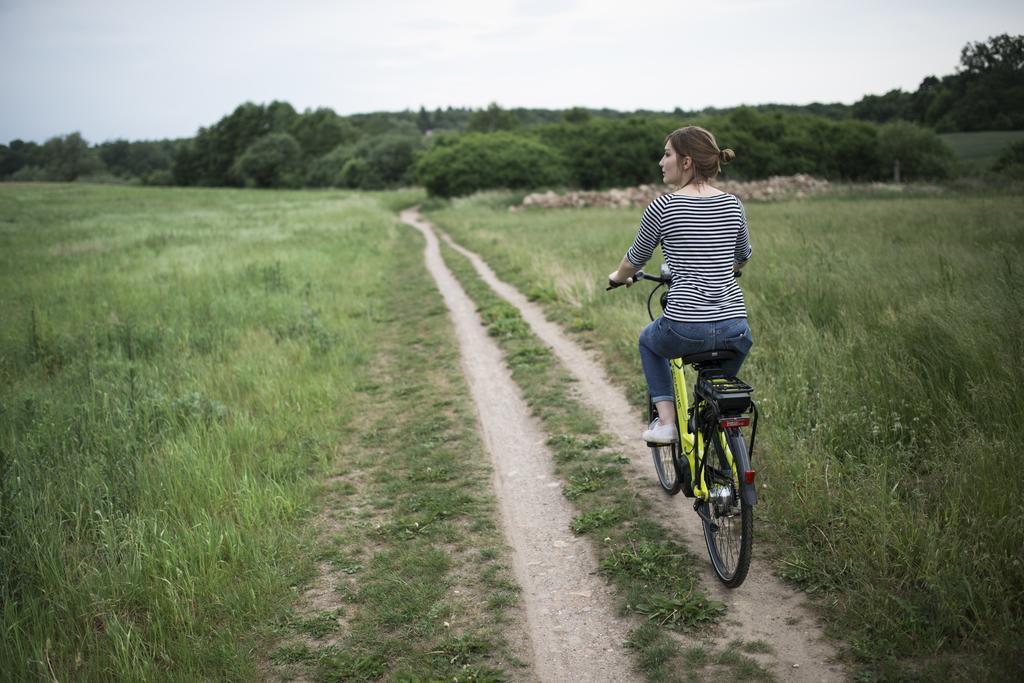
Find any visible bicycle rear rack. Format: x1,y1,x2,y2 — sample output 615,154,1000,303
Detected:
697,374,753,414
696,374,759,464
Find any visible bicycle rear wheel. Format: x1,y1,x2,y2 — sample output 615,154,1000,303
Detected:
648,395,680,495
699,422,752,587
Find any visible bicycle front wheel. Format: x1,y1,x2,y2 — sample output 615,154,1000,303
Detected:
699,423,753,587
648,395,680,495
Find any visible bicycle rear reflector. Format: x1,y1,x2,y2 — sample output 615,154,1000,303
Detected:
720,417,750,428
744,470,756,485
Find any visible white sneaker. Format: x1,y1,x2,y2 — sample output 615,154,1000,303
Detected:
643,419,678,444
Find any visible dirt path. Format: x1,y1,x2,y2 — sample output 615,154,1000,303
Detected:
426,213,849,682
401,209,637,682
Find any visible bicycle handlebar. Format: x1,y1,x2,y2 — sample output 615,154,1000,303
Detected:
606,268,739,291
636,270,669,284
606,270,667,290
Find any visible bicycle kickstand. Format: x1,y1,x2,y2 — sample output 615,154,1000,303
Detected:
694,499,719,532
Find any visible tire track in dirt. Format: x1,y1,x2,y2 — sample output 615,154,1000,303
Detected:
401,209,636,682
429,214,849,682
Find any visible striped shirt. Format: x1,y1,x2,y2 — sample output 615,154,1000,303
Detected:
625,192,752,323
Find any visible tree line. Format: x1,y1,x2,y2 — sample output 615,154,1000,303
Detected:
1,35,1020,193
0,134,182,185
416,110,969,197
851,34,1023,130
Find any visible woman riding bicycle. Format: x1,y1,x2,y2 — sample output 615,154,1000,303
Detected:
608,125,753,445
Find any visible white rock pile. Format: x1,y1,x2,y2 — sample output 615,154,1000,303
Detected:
514,174,831,210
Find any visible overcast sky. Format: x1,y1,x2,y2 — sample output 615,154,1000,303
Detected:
1,0,1021,143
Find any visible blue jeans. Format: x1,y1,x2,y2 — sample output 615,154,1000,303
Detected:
639,317,753,403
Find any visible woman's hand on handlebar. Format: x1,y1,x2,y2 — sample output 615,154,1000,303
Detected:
607,258,643,290
607,270,634,290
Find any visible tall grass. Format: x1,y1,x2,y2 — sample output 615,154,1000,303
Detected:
0,184,410,680
425,190,1024,679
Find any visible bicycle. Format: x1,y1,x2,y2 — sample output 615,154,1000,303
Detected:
609,265,760,587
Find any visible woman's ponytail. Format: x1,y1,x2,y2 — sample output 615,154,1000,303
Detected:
666,126,735,182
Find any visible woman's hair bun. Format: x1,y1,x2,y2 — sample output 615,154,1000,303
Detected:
719,148,736,164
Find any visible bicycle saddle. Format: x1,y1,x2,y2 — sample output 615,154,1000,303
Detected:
681,349,740,365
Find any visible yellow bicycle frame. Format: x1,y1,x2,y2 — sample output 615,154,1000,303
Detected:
670,357,739,500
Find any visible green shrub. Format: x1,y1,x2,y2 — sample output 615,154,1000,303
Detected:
347,134,422,189
537,118,669,189
711,109,886,180
305,145,354,187
10,165,49,181
993,140,1024,179
415,132,570,197
831,120,884,180
11,132,108,181
307,135,421,190
0,140,42,179
141,169,176,186
878,120,957,180
339,156,372,189
98,139,176,179
233,132,303,188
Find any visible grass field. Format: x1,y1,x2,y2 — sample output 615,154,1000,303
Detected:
425,189,1024,680
4,182,1022,681
0,184,524,681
